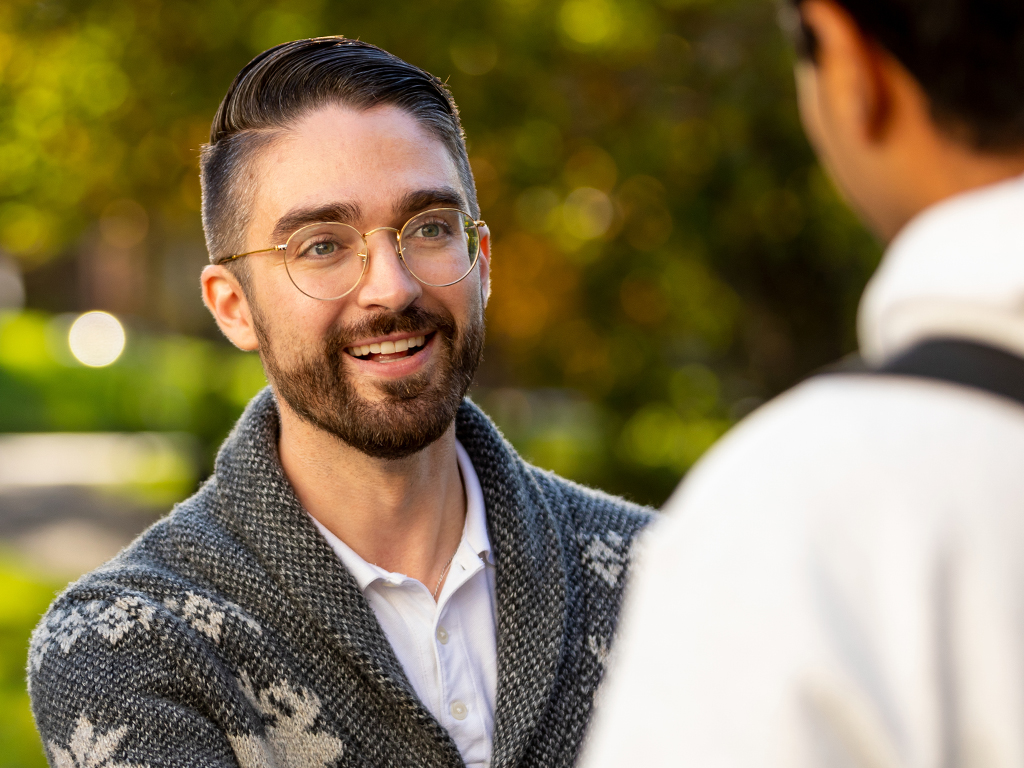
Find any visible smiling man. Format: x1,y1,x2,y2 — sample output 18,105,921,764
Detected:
28,38,651,768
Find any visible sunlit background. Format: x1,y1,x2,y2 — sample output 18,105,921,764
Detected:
0,0,880,762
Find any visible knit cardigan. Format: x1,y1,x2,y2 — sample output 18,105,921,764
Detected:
28,389,653,768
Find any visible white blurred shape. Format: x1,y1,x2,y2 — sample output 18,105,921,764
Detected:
15,521,130,579
0,433,191,488
68,310,126,366
0,253,25,310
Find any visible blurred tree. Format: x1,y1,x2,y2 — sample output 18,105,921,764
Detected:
0,0,881,507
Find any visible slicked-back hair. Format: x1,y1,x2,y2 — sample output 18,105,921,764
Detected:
200,37,479,270
786,0,1024,151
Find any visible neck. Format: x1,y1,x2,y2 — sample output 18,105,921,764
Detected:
276,396,466,592
883,143,1024,240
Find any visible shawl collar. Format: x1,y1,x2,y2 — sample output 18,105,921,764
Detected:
209,388,568,768
209,389,461,765
454,400,568,768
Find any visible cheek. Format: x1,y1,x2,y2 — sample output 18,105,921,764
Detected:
796,64,828,155
252,285,340,358
457,277,486,325
795,63,860,203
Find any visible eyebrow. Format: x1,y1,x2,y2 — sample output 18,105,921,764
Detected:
269,186,470,244
271,202,361,244
393,187,468,220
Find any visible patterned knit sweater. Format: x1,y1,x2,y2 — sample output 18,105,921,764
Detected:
28,390,653,768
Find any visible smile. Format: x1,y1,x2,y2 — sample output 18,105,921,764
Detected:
345,332,433,364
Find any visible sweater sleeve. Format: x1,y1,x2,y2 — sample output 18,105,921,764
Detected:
28,591,266,768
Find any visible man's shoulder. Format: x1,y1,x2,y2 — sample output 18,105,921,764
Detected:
716,369,1024,455
671,371,1024,518
457,397,654,535
30,476,258,667
523,461,654,534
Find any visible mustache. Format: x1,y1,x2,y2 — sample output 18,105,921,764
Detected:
330,305,457,348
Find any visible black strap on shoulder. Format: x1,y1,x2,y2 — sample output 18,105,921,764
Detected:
874,337,1024,408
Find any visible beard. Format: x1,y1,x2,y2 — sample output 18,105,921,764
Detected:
253,303,485,460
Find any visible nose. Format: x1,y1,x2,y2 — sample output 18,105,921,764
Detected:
353,228,422,312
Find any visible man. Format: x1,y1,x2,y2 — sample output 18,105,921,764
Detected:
29,38,651,768
584,0,1024,765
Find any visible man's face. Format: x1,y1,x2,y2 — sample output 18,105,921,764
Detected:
241,104,489,459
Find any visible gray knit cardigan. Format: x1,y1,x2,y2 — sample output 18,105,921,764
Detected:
28,389,652,768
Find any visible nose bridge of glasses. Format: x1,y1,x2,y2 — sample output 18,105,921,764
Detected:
362,225,401,243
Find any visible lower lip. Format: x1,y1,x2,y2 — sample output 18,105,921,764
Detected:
346,334,437,378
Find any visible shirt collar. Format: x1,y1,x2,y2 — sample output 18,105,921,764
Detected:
456,438,493,565
308,515,385,592
308,438,492,592
858,172,1024,365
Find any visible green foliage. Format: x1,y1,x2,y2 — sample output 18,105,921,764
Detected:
0,0,881,498
0,556,60,768
0,310,266,472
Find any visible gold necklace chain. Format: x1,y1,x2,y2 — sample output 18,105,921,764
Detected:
432,548,458,601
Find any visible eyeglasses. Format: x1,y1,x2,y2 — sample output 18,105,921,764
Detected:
217,208,486,301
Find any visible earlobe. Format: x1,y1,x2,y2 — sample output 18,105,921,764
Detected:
201,265,260,351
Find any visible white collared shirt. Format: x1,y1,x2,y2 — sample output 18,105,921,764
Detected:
583,174,1024,767
309,441,498,768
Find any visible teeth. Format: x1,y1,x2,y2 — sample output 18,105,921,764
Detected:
350,335,427,358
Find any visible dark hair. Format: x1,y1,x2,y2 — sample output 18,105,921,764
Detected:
786,0,1024,151
200,37,478,267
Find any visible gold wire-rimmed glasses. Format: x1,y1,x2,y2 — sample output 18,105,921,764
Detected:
217,208,486,301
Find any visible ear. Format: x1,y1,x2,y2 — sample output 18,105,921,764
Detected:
477,223,492,307
800,0,893,143
201,265,260,351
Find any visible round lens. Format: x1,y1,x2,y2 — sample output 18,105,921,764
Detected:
400,209,479,287
284,223,367,300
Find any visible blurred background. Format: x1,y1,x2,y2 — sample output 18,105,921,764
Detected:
0,0,880,761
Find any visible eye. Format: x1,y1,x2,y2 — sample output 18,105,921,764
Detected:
296,236,349,261
410,218,455,240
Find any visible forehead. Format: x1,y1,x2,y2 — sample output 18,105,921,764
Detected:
250,104,463,227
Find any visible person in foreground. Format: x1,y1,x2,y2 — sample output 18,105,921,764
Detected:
28,38,651,768
583,0,1024,765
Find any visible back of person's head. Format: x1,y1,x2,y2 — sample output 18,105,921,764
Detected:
200,37,478,267
785,0,1024,239
791,0,1024,151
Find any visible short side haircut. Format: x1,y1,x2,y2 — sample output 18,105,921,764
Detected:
786,0,1024,151
200,37,479,269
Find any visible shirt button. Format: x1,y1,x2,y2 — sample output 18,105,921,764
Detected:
436,626,449,644
450,700,468,720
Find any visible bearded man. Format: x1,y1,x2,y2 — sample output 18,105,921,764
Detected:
29,38,651,768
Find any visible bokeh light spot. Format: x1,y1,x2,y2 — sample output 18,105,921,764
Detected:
562,187,614,239
68,311,126,367
560,0,617,45
100,199,149,248
451,39,499,75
